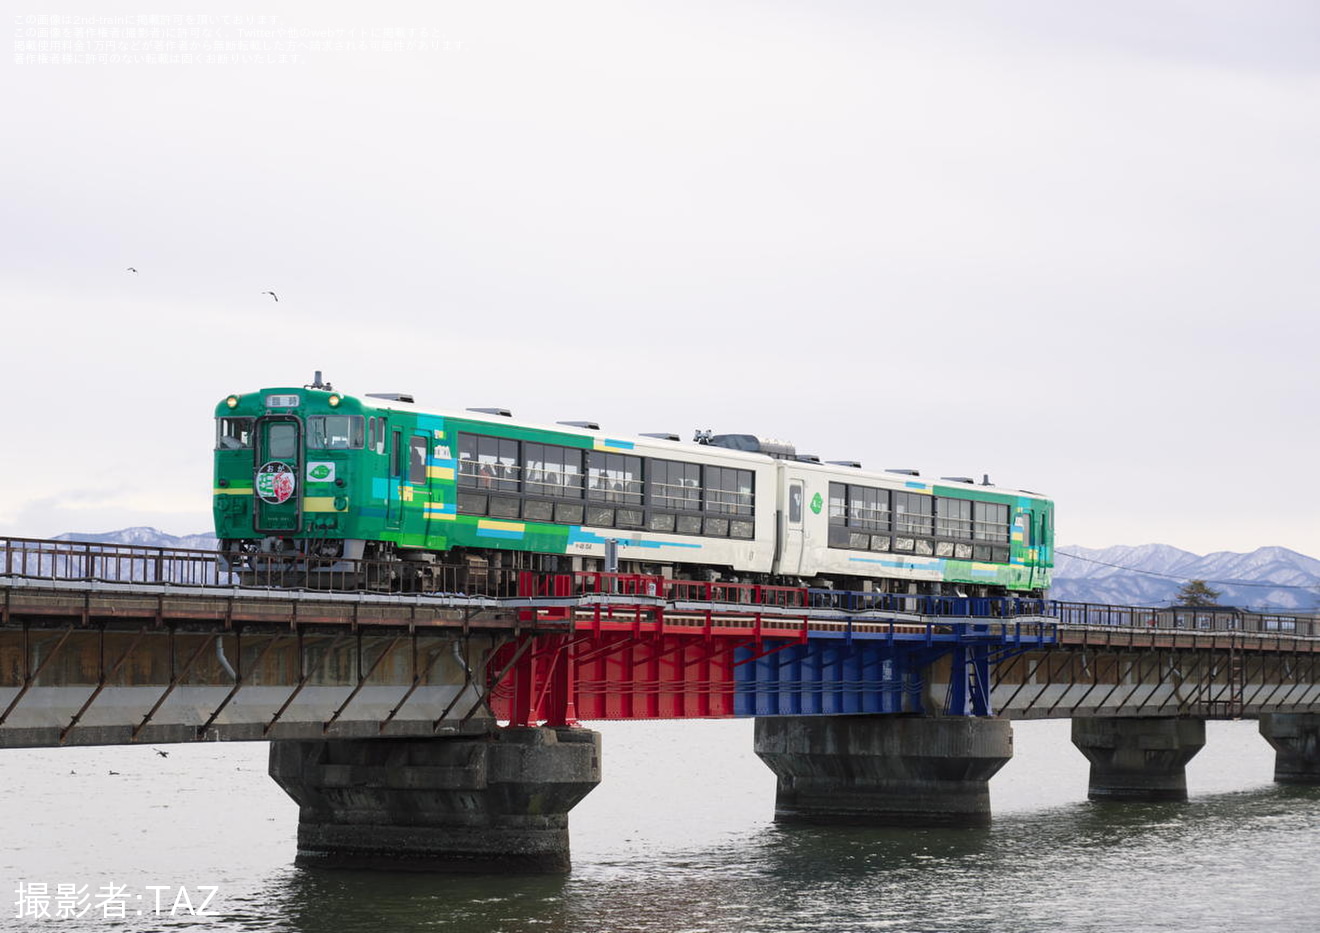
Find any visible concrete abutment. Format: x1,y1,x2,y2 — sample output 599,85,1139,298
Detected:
753,715,1013,827
1071,717,1205,801
268,726,601,873
1259,713,1320,784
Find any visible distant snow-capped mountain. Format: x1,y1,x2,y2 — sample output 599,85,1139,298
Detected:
54,527,218,551
1053,544,1320,611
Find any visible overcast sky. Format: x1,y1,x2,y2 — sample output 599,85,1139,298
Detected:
4,1,1318,557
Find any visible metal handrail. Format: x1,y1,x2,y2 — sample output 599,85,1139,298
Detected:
1,536,1316,633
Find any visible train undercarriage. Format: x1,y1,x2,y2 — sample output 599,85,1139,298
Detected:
219,536,1043,601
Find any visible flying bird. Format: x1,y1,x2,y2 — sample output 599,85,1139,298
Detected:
154,748,169,758
126,267,138,273
261,291,279,302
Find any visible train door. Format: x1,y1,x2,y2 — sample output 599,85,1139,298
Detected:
1020,507,1046,591
386,428,403,530
408,434,430,540
253,416,302,534
780,480,805,575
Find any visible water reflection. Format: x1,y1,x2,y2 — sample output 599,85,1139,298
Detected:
231,783,1320,933
1,721,1314,933
239,870,571,932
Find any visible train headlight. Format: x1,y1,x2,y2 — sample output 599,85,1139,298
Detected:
328,394,341,407
225,395,239,409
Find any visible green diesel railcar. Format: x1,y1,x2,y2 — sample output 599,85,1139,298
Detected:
214,377,1053,594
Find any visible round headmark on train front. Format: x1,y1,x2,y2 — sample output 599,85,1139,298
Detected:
256,461,297,504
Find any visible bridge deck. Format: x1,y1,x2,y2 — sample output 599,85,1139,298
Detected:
0,536,1315,744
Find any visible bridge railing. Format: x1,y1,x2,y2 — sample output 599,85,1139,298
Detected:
1048,601,1318,636
2,537,1317,634
568,572,810,608
807,590,1049,618
0,537,233,587
0,536,528,598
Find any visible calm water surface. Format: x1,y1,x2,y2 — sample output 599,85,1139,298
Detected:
0,719,1315,932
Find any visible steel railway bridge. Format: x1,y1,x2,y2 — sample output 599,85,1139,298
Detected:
3,536,1318,872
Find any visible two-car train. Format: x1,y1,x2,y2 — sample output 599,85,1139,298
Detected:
213,376,1054,596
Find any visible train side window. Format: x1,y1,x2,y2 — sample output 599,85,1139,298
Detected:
588,453,642,505
408,437,428,484
676,514,702,535
555,502,585,525
523,500,554,522
894,492,932,536
458,492,487,515
849,486,888,531
973,502,1010,543
216,417,253,450
461,434,521,492
616,508,643,528
525,443,584,498
936,498,973,539
828,483,846,524
368,417,386,454
789,483,803,524
458,433,476,485
391,430,402,477
650,460,701,511
704,466,753,516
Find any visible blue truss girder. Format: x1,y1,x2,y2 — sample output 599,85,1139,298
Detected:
733,621,1054,719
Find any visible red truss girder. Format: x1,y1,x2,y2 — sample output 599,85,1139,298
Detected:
488,629,777,725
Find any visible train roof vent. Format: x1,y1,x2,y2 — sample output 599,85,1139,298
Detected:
366,393,414,404
641,432,682,442
941,476,975,484
467,407,512,418
828,460,862,469
705,433,797,459
557,420,600,431
887,468,920,476
796,454,821,463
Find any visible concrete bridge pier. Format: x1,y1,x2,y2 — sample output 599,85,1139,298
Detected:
268,726,601,873
1258,713,1320,784
1071,717,1205,801
753,715,1013,827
